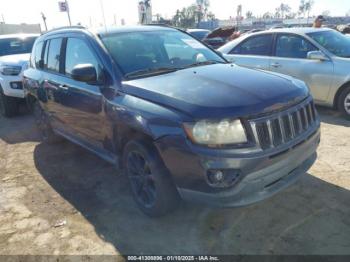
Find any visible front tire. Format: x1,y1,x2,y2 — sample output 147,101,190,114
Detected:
32,101,62,144
338,86,350,120
123,139,180,217
0,88,19,118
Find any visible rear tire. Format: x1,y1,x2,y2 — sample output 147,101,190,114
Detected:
123,139,180,217
0,88,19,118
337,86,350,120
32,100,62,144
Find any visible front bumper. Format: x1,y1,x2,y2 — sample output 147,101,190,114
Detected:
0,74,25,98
155,126,320,207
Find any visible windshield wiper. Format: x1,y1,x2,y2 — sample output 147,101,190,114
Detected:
183,60,226,69
125,67,181,79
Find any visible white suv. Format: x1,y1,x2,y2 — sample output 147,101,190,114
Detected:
0,34,38,117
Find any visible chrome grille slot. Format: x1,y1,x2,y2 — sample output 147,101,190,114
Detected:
271,119,283,147
282,115,292,141
300,108,307,130
291,111,300,135
256,122,271,150
250,99,318,151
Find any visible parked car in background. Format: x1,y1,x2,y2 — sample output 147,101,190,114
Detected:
203,26,237,49
219,28,350,119
187,29,210,41
0,34,38,117
24,25,320,216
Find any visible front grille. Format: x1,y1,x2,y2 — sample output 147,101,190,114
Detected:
250,99,318,150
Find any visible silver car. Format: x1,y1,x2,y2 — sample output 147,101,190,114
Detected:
219,28,350,118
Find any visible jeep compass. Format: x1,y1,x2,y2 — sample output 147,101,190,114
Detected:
24,26,320,216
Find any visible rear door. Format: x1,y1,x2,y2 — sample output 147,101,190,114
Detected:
40,37,68,131
269,33,334,102
224,34,273,70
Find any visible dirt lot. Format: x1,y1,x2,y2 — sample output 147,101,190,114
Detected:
0,106,349,256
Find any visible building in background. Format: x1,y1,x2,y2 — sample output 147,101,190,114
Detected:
0,23,41,35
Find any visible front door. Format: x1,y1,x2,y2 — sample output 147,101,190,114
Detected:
57,37,105,148
269,33,334,103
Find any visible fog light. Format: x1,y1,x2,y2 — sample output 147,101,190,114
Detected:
10,81,23,90
207,169,242,188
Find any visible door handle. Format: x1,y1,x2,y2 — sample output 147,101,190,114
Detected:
58,84,69,91
271,62,281,68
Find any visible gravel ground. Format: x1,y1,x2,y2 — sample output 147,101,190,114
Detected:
0,106,349,256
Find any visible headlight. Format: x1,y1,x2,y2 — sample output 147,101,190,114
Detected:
184,119,248,146
0,65,22,76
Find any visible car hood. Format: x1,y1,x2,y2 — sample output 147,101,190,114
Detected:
122,64,309,119
0,53,30,66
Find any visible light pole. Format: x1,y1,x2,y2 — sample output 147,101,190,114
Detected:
99,0,107,31
65,0,72,26
41,12,48,31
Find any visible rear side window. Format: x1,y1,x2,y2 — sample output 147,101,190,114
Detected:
65,38,100,77
44,38,63,73
275,34,318,59
31,41,44,68
231,34,273,56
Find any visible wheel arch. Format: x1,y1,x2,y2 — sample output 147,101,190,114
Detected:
333,81,350,109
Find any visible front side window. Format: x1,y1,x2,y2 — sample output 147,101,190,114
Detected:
307,30,350,58
0,37,37,56
231,34,273,56
275,34,317,59
100,30,225,79
65,38,100,77
45,38,62,73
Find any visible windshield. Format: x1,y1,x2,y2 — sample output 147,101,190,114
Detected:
0,37,37,56
307,30,350,58
101,30,225,79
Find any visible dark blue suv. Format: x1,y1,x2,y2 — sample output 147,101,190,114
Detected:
24,26,320,216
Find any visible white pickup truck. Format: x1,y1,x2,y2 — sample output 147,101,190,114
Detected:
0,34,38,117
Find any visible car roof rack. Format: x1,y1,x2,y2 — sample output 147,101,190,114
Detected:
42,25,86,35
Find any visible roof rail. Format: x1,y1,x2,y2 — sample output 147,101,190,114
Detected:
42,25,86,35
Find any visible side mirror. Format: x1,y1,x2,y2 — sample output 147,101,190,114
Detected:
71,64,97,83
307,51,329,61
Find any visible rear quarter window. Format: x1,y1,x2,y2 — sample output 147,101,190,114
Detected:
30,41,44,69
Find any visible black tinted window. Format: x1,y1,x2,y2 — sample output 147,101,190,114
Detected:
45,38,62,73
31,41,44,68
0,37,36,56
231,34,272,56
275,34,317,59
65,38,99,77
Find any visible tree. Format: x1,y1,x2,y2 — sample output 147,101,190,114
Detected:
305,0,314,23
298,0,306,18
246,11,253,19
280,3,291,19
172,5,197,28
262,12,273,19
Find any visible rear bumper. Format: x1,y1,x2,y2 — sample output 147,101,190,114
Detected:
155,127,320,207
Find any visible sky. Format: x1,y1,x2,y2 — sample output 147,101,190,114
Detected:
0,0,349,30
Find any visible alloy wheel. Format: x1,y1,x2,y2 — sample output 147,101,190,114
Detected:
344,93,350,115
127,151,157,208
